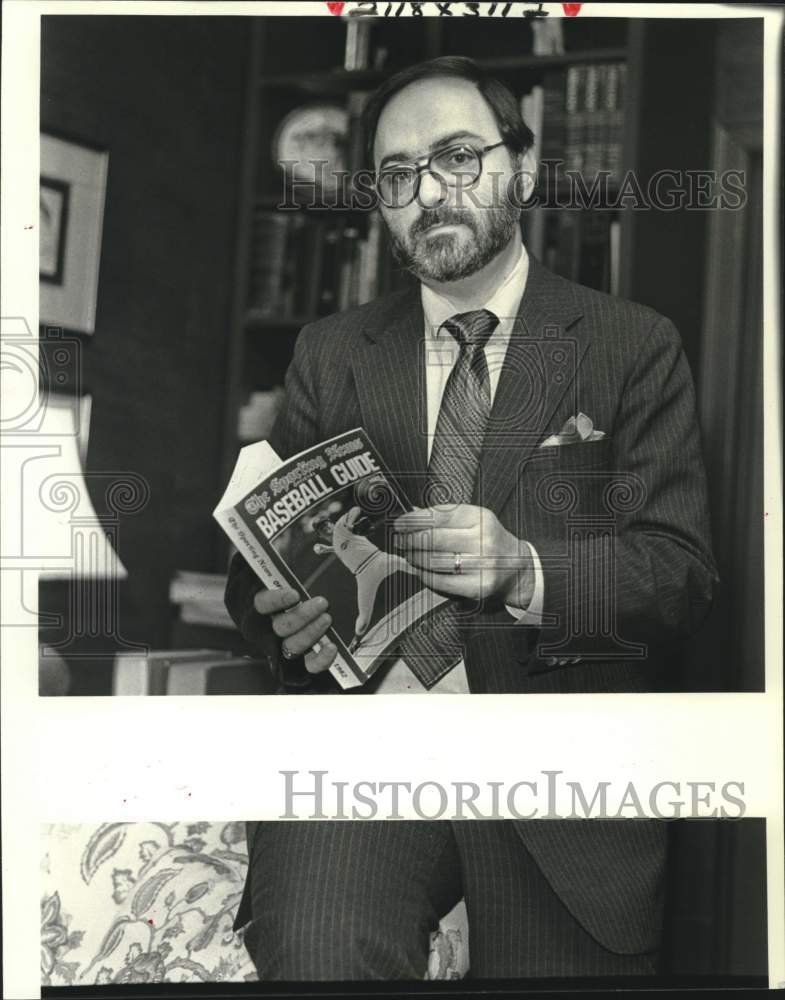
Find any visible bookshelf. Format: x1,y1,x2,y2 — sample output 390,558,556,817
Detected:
215,15,713,572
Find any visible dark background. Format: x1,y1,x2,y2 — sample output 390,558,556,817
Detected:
39,17,248,682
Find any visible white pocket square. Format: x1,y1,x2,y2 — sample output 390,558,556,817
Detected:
540,412,606,447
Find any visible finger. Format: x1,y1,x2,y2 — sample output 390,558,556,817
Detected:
305,638,337,674
253,587,300,616
418,570,480,600
281,611,333,658
393,527,481,554
393,504,478,532
272,596,328,638
346,506,362,527
400,550,474,574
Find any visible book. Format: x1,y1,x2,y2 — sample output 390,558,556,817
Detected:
166,655,269,695
604,63,626,183
582,64,603,180
249,211,289,313
178,599,235,630
214,428,449,689
541,72,561,159
318,226,341,315
609,218,621,297
578,210,611,291
564,64,586,173
113,648,232,696
344,19,371,72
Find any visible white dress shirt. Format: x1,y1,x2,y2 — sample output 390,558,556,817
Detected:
375,240,544,694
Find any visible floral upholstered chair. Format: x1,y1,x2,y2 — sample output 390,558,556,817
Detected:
41,822,468,986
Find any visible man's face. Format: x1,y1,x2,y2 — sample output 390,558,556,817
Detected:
373,77,523,283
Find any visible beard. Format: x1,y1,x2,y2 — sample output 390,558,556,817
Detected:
387,199,521,283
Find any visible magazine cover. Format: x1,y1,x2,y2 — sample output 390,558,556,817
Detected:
214,428,448,688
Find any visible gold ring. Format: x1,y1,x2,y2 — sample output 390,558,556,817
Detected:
453,552,463,575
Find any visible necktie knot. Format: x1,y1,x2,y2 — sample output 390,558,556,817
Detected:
442,308,499,352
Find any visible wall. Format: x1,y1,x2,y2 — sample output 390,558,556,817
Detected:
39,16,248,691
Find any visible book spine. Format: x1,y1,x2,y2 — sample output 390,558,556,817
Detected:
166,661,210,696
249,211,289,314
303,218,325,318
541,69,566,186
357,213,382,305
339,226,360,310
553,210,580,281
609,218,621,297
112,655,149,695
564,64,585,173
318,226,340,316
583,64,603,180
344,19,371,72
577,209,611,292
214,506,363,689
606,63,625,184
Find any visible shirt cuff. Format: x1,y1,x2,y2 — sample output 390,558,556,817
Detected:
504,542,544,624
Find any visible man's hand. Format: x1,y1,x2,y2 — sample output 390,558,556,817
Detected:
392,504,535,607
253,588,335,674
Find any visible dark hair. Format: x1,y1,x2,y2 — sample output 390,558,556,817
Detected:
362,56,535,168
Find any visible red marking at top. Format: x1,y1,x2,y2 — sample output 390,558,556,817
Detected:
326,2,345,14
562,3,583,14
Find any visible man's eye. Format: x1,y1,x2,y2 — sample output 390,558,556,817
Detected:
443,148,475,169
384,168,415,184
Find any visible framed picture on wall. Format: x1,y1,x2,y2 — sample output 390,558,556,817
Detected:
40,133,108,335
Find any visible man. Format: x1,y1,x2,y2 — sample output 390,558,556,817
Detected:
227,57,717,980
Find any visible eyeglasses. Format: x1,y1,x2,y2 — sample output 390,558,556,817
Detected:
375,141,506,209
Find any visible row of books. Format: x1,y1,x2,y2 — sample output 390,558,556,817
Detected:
248,210,394,318
522,62,626,183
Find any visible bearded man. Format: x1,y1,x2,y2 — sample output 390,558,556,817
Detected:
226,56,717,981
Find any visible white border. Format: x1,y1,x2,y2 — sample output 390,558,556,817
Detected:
2,2,783,996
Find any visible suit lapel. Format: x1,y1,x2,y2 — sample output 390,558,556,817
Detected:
350,261,590,514
474,258,589,514
351,288,429,508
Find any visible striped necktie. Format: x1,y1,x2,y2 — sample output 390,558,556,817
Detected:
398,308,499,688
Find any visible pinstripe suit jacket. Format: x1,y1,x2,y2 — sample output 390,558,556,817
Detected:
226,258,718,955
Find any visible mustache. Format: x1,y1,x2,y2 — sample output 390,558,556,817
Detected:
409,208,478,240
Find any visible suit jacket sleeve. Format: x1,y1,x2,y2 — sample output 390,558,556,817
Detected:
224,324,327,692
531,315,718,662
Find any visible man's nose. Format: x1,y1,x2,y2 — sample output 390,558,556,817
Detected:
418,168,449,208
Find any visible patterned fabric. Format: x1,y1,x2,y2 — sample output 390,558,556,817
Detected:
398,309,499,688
40,822,466,986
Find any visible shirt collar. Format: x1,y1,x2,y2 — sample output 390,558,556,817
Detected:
421,241,530,343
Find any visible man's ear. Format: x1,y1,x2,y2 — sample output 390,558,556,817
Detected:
516,148,538,204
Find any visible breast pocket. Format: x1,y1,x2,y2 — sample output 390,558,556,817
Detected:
531,436,613,472
521,438,618,529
